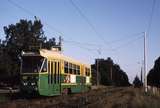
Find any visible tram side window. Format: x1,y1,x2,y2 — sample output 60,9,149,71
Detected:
73,64,76,74
77,65,80,75
69,63,72,74
85,68,87,76
85,68,90,76
71,64,75,74
88,69,90,76
76,65,78,75
64,62,80,75
64,61,68,73
41,59,47,72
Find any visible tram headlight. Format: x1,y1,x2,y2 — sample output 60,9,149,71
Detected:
31,82,36,86
23,82,27,86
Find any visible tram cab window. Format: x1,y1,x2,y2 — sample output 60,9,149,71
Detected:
41,59,47,72
22,56,44,73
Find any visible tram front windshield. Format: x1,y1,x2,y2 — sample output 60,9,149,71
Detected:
22,56,44,73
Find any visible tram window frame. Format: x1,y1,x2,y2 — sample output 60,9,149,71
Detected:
54,62,57,84
57,62,60,83
40,58,47,72
48,61,51,84
51,61,54,84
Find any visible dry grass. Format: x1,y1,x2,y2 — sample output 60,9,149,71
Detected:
1,86,160,108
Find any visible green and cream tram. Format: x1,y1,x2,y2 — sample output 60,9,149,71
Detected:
20,48,91,96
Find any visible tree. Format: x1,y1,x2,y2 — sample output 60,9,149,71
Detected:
147,56,160,87
133,76,143,87
3,18,46,52
92,57,130,86
0,18,57,84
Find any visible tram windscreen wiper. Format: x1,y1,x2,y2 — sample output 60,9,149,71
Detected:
22,56,44,73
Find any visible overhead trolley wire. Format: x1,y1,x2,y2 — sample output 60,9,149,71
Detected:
147,0,156,35
64,32,145,53
112,34,144,51
106,32,143,45
7,0,103,53
63,40,101,47
69,0,109,46
7,0,147,55
7,0,63,38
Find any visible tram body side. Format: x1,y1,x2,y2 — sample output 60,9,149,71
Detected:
20,53,91,96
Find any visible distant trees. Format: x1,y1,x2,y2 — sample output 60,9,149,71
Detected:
133,76,143,87
92,57,130,86
147,56,160,87
0,18,58,84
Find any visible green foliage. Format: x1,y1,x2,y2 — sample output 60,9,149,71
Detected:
147,56,160,87
92,57,130,86
0,18,57,84
133,75,143,87
3,19,46,52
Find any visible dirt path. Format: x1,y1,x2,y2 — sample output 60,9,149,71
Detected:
1,86,160,108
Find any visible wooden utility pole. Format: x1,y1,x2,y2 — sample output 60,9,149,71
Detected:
140,67,143,83
110,65,112,82
96,59,99,86
96,48,101,86
59,36,63,52
144,32,147,92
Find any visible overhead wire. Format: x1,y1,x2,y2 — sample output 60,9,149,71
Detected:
7,0,148,56
69,0,109,47
64,41,98,51
7,0,101,53
69,0,145,53
64,32,145,53
7,0,63,38
147,0,156,35
63,40,101,47
106,32,143,45
112,34,144,51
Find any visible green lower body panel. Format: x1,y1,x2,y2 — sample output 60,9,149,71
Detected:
38,74,91,96
21,74,91,96
38,74,60,96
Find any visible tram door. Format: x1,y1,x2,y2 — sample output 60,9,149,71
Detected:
48,60,60,95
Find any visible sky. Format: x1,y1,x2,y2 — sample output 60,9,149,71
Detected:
0,0,160,83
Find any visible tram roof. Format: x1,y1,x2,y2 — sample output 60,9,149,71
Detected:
40,49,90,67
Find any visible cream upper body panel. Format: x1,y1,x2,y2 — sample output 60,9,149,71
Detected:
40,49,90,67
